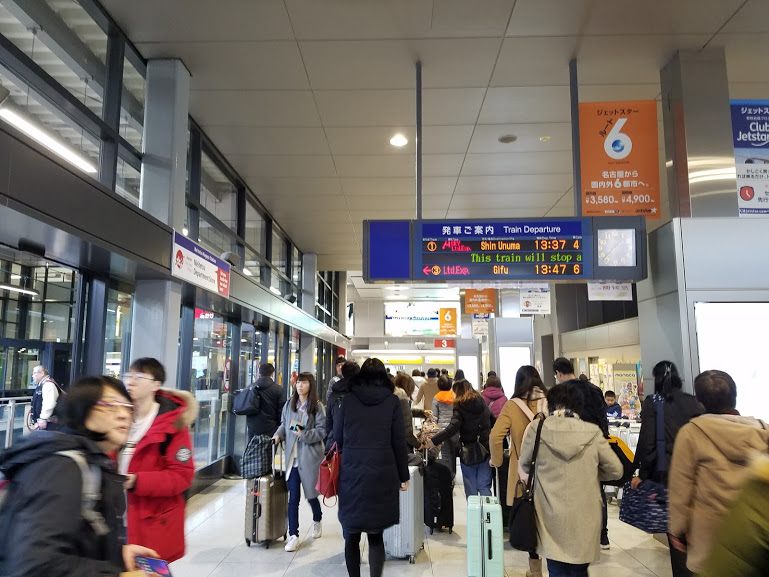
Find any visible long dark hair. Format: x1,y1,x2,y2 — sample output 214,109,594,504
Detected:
352,358,395,392
513,365,546,401
653,361,683,400
394,373,416,398
63,376,131,442
291,372,319,414
452,379,480,406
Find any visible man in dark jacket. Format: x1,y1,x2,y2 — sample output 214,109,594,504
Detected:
554,357,611,549
325,361,359,450
246,363,285,440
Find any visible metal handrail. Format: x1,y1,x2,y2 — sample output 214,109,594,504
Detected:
0,396,33,402
2,396,32,449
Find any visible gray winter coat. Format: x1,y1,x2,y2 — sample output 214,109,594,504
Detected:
274,399,326,500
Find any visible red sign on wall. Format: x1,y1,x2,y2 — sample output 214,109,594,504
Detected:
434,339,456,348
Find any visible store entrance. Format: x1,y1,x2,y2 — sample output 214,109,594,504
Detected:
0,338,72,394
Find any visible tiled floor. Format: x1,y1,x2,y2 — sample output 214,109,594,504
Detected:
172,477,673,577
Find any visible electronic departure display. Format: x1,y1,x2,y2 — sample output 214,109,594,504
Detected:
362,217,647,283
413,220,593,280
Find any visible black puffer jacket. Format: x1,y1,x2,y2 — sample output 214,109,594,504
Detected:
246,376,285,438
431,395,492,453
635,390,703,483
325,376,352,450
0,431,126,577
335,379,409,533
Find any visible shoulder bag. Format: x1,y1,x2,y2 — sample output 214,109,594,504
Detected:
619,394,669,533
508,416,545,552
316,442,342,506
233,385,261,416
460,408,490,466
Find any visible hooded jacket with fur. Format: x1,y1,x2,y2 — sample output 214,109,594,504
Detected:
124,388,199,563
668,413,769,573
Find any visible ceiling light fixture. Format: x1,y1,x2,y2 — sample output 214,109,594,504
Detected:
0,87,97,174
390,134,408,147
498,135,517,144
182,227,189,236
269,286,282,296
539,135,551,142
0,283,39,297
243,268,252,276
10,274,21,280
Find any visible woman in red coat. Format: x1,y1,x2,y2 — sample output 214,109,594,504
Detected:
120,358,199,563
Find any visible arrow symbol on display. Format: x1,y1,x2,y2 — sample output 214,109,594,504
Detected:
423,266,431,276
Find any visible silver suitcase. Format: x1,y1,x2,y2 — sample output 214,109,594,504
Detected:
383,464,425,564
244,442,288,547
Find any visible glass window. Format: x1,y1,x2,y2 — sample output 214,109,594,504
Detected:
198,213,238,257
290,329,299,385
272,230,287,273
116,156,140,205
201,151,237,233
243,247,261,281
292,246,302,286
0,70,101,176
190,309,232,469
104,289,132,378
0,2,107,119
120,56,145,151
245,201,265,255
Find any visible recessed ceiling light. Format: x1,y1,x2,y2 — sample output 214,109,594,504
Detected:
182,227,189,236
498,135,517,144
390,134,408,147
539,135,551,142
243,268,252,276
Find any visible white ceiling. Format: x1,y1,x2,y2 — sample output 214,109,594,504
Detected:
100,0,769,271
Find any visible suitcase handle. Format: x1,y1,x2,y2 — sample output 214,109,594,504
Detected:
487,528,493,560
272,440,285,477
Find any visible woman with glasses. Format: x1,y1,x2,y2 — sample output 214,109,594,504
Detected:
120,358,198,563
0,375,159,576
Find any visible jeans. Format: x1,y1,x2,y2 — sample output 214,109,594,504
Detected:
600,484,608,544
461,458,492,497
345,532,385,577
287,467,321,537
546,559,589,577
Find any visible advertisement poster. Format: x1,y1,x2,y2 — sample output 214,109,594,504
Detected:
171,231,230,297
439,308,458,336
613,364,641,414
579,100,660,218
587,282,633,301
472,313,489,337
520,288,551,314
465,289,496,315
731,100,769,216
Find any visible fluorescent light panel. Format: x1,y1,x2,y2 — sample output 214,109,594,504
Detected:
0,283,39,296
0,108,97,174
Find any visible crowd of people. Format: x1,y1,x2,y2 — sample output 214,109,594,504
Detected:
1,354,767,577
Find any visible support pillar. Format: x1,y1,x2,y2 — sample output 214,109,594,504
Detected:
301,253,318,316
131,59,190,386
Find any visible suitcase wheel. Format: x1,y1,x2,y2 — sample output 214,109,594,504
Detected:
449,527,453,534
429,527,434,535
284,533,287,540
245,539,251,547
409,555,415,564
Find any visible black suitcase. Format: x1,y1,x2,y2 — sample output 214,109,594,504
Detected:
424,457,454,534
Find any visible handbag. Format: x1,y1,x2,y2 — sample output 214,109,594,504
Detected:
459,406,491,467
240,434,272,479
315,443,341,506
619,394,669,532
232,385,261,416
508,416,545,552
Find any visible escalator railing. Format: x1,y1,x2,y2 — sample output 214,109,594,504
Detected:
0,396,33,449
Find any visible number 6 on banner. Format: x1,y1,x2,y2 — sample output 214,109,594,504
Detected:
604,118,632,160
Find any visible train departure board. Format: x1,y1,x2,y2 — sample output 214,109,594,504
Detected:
413,220,593,280
362,217,646,283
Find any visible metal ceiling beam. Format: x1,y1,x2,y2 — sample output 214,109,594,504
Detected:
3,0,144,132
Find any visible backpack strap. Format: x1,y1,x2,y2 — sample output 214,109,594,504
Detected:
512,398,536,422
652,394,667,473
55,451,110,537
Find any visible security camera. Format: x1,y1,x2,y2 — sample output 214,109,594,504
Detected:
220,251,240,268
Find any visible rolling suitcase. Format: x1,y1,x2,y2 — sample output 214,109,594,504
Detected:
424,453,454,534
467,470,504,577
383,464,424,564
244,442,288,548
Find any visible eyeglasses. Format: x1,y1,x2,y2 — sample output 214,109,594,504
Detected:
122,372,155,382
96,400,134,413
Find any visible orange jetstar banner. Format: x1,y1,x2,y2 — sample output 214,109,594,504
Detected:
579,100,660,218
465,289,496,315
439,308,457,336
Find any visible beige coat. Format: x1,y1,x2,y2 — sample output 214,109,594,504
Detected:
489,390,547,506
520,416,623,564
414,377,439,412
668,413,769,573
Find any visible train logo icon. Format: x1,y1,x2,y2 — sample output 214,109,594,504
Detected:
427,241,437,252
740,186,755,201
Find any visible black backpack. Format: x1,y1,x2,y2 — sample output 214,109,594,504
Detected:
232,385,262,416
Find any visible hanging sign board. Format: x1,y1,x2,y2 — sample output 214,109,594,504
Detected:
520,288,551,314
434,339,456,348
579,100,660,218
472,313,489,337
439,308,458,336
465,288,497,314
172,231,230,297
731,100,769,217
587,282,633,301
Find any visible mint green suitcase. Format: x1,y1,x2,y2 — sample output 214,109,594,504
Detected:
467,495,504,577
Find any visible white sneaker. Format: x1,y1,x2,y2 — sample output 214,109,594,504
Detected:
312,521,322,539
285,535,300,552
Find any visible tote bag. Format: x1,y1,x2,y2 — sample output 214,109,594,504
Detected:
508,416,545,552
316,443,341,506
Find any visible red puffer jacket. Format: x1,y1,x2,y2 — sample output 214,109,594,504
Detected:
126,389,199,563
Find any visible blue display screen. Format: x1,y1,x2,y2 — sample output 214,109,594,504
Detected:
365,220,412,281
413,219,593,281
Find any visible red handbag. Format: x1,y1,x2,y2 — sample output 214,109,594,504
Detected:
316,443,341,506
